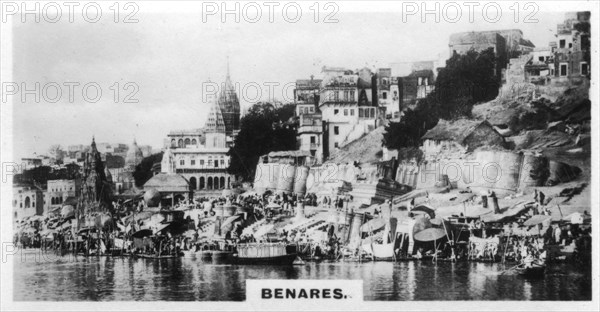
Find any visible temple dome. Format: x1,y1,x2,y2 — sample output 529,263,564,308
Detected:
125,139,144,169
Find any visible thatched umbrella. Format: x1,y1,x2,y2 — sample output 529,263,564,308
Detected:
414,227,447,261
61,205,75,218
360,218,386,233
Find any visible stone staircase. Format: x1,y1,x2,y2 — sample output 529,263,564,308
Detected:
351,179,408,206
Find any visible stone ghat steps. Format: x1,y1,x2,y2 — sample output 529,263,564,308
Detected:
351,181,408,206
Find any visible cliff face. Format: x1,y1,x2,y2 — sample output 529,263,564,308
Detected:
471,80,590,175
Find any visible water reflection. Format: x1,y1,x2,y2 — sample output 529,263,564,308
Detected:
14,252,591,301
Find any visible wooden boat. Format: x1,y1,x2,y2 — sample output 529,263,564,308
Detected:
186,241,235,262
231,243,297,265
515,261,546,277
136,252,183,259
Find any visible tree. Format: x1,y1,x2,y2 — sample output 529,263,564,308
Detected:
227,102,297,181
384,48,499,150
132,152,163,187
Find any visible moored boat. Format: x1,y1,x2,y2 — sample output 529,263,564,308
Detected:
231,243,298,265
136,252,183,259
515,261,546,277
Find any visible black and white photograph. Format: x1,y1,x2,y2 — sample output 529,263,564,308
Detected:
0,1,598,310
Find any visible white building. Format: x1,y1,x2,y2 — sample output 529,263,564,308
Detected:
161,94,235,194
45,179,79,215
13,185,44,220
318,66,382,155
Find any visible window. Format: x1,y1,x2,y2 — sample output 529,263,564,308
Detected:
334,142,339,148
344,109,348,116
350,90,355,99
382,92,387,99
310,136,316,144
334,109,339,115
309,107,314,113
581,63,589,75
358,108,364,118
220,159,225,166
568,43,572,48
418,77,423,85
180,159,185,166
559,39,565,48
191,159,196,166
184,138,190,146
350,109,354,116
539,56,544,62
334,126,339,135
191,139,197,145
200,159,205,166
560,63,568,76
214,160,218,168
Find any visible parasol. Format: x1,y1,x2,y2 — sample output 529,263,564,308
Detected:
480,213,506,223
221,214,244,229
429,217,445,226
561,212,591,224
523,215,552,226
463,206,492,218
413,228,446,242
411,204,436,218
58,221,72,231
132,229,153,238
412,215,432,235
152,223,171,235
360,218,386,233
61,205,75,218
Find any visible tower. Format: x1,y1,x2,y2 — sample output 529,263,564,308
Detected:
125,138,144,171
205,96,227,148
218,57,241,136
81,137,113,213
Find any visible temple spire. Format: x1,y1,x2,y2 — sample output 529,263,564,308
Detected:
226,56,230,78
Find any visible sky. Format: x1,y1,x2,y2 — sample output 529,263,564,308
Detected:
5,1,584,160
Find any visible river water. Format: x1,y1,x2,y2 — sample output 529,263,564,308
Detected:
13,250,591,301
